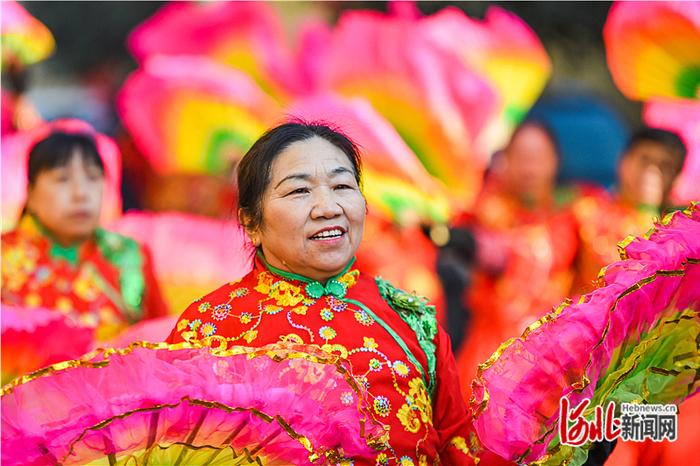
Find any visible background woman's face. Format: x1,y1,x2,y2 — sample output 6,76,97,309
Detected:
26,151,104,245
253,136,365,282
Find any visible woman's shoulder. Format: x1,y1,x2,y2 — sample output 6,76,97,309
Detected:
181,270,258,313
354,273,439,341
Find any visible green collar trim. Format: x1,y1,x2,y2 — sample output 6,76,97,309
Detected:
23,214,83,266
256,249,356,299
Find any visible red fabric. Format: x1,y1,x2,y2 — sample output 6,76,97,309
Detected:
168,256,482,465
455,188,579,402
570,190,660,295
139,246,168,320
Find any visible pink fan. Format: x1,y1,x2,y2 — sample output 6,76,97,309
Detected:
107,315,179,348
117,55,279,175
1,0,55,67
2,343,388,465
604,1,700,101
643,99,700,204
1,305,94,385
314,9,498,206
109,211,254,313
1,119,122,232
421,6,552,154
470,206,700,464
127,1,305,99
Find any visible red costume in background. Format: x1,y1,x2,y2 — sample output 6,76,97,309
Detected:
455,187,579,402
2,215,167,340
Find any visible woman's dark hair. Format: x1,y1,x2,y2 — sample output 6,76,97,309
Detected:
27,131,104,185
237,120,362,231
623,127,687,172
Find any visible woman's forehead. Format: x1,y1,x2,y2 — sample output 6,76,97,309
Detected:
270,138,354,180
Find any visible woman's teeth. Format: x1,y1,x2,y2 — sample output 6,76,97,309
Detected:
311,229,344,239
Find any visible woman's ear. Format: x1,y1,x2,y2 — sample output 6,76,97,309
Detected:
25,185,36,216
238,208,260,247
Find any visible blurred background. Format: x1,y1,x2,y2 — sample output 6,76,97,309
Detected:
20,1,640,193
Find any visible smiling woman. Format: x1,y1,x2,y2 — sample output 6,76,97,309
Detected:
167,121,481,465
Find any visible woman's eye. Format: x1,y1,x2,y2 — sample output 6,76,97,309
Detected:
288,187,309,195
335,184,353,190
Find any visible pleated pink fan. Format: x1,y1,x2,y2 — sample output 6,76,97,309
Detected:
470,205,700,464
1,343,388,465
643,99,700,204
315,9,498,207
1,305,95,385
604,1,700,101
117,55,279,176
127,1,306,99
1,119,122,232
1,0,55,67
109,211,254,313
107,315,179,348
421,6,552,155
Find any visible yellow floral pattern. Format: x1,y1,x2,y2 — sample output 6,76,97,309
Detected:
397,378,433,434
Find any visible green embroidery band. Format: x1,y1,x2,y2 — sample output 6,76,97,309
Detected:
257,250,355,299
95,229,146,321
375,277,438,397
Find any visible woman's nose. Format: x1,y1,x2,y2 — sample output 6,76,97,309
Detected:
70,176,90,199
311,188,342,218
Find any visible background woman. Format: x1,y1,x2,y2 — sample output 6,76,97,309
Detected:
2,126,167,341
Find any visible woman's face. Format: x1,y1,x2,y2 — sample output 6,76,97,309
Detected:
251,136,365,282
26,151,104,246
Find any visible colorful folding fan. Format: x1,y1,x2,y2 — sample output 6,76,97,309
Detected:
2,343,387,465
469,205,700,464
127,1,306,100
1,119,123,232
1,0,55,67
604,1,700,101
421,6,552,154
117,55,280,175
109,211,255,314
643,98,700,204
314,9,499,207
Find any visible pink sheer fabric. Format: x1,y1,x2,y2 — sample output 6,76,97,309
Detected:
1,343,386,465
470,205,700,463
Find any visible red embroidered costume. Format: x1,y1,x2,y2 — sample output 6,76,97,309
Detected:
168,252,480,465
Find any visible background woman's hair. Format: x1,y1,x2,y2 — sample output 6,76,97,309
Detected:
623,126,687,172
506,118,562,160
27,131,104,185
236,120,362,231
